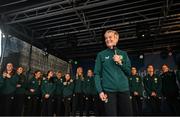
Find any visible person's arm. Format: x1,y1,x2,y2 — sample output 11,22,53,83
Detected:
94,53,103,94
82,78,86,94
0,76,4,88
70,80,75,93
156,76,162,97
41,80,46,96
49,82,56,96
139,77,144,96
9,75,19,88
128,77,133,94
143,77,151,96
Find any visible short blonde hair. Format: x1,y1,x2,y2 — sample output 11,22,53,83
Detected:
104,30,119,40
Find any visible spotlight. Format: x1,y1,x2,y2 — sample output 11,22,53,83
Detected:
139,53,144,59
168,51,172,56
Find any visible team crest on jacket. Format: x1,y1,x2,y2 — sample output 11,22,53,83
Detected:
136,77,139,82
154,78,158,83
119,55,123,60
105,56,109,59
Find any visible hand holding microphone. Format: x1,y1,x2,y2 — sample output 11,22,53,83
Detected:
113,46,123,65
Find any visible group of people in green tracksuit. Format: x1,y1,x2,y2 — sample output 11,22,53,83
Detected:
128,64,180,116
0,63,101,116
0,29,180,116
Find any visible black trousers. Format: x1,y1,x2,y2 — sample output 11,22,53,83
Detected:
0,95,2,116
24,95,41,116
72,93,84,115
64,96,72,116
55,95,64,116
131,96,142,116
144,96,161,115
104,91,133,116
93,95,105,116
1,94,15,116
165,96,180,115
41,96,54,116
84,94,94,116
13,94,25,116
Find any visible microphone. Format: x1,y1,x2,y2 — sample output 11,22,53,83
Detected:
113,46,117,55
113,46,118,64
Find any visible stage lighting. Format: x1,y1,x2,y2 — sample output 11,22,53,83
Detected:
139,54,144,59
168,51,172,56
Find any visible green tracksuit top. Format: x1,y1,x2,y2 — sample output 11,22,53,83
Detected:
160,71,179,96
41,77,56,97
15,73,27,94
0,76,4,92
83,76,97,95
26,77,41,95
63,79,74,97
0,74,18,95
94,48,131,93
143,74,162,97
54,77,64,96
74,76,84,93
128,75,143,96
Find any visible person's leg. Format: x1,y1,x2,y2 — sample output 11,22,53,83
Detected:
47,97,54,116
56,95,64,116
137,96,143,115
41,98,48,116
14,94,24,116
84,94,88,115
0,95,3,116
117,91,133,116
167,97,180,115
104,92,117,116
24,95,32,116
79,93,84,116
72,93,77,115
4,95,14,116
64,96,72,116
64,97,68,116
132,96,138,115
150,97,161,115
